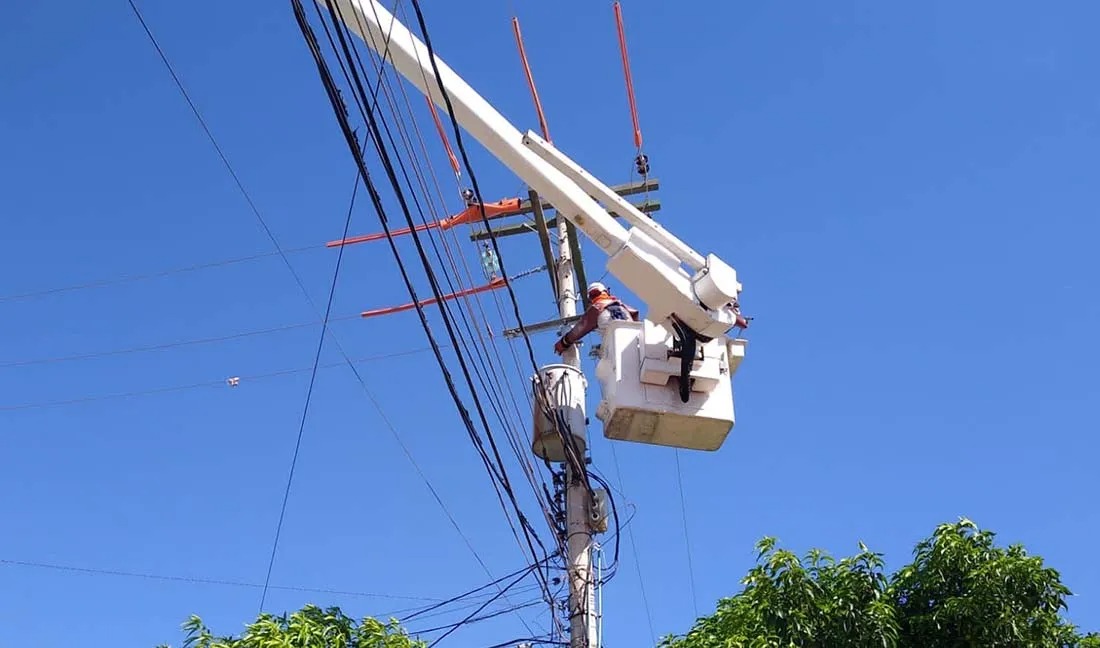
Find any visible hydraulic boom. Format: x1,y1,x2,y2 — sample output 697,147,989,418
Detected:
317,0,746,344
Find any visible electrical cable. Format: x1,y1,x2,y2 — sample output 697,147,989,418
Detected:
411,599,543,636
401,555,554,623
0,315,358,369
0,557,438,602
404,0,594,495
674,449,700,617
347,1,553,542
389,584,545,625
0,244,321,304
424,566,535,647
586,470,620,576
293,2,557,634
125,4,520,631
256,126,363,611
0,348,428,412
482,639,568,648
355,1,560,561
319,0,555,596
608,442,657,642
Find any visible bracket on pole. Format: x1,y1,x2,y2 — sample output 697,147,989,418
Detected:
529,189,559,303
468,198,661,241
503,315,582,339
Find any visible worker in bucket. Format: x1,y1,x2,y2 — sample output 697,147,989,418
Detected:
554,282,640,354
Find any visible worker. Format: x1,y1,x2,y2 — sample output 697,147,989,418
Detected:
554,282,640,354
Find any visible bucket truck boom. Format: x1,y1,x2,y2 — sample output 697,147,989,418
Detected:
319,0,748,452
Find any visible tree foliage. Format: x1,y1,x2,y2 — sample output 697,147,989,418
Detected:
158,605,426,648
660,519,1099,648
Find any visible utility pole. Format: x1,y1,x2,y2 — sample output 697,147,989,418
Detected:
551,198,598,648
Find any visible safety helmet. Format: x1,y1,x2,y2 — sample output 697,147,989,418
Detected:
587,281,608,298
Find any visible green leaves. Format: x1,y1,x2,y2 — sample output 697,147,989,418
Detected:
660,518,1094,648
160,605,425,648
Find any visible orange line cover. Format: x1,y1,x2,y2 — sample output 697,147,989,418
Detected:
327,198,523,248
360,277,507,319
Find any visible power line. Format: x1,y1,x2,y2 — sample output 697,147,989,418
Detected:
0,315,358,369
425,566,537,647
295,3,555,636
124,1,484,618
674,450,700,618
0,245,323,304
350,0,561,570
405,0,592,496
401,555,556,624
124,2,532,631
256,136,362,612
0,348,431,412
0,557,436,602
410,598,544,636
0,556,549,625
609,442,656,642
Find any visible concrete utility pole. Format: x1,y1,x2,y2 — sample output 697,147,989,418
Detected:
552,203,598,648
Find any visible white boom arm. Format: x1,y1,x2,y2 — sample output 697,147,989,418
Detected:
319,0,744,340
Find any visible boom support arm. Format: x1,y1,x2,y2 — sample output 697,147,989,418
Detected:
318,0,744,339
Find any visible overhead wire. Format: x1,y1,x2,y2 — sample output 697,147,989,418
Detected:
351,2,554,545
294,1,558,635
0,348,427,412
256,124,363,611
0,557,440,602
367,3,560,559
411,598,544,636
327,0,557,608
1,556,548,627
0,315,357,369
399,555,555,624
0,244,322,304
404,4,610,640
125,1,514,625
405,0,593,510
423,565,538,647
608,442,657,642
674,450,700,618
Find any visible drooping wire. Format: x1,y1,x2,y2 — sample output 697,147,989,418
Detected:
361,0,561,558
411,598,543,636
0,557,439,602
292,1,558,633
123,3,525,631
347,0,557,548
0,315,356,368
319,0,556,587
405,0,593,498
0,347,431,412
420,7,600,635
390,0,559,547
0,244,321,304
424,566,538,647
609,442,657,642
256,125,363,611
674,450,700,618
400,554,555,624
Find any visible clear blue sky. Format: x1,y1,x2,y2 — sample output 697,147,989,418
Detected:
2,0,1098,645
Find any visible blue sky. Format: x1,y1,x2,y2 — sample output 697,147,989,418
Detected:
2,0,1098,645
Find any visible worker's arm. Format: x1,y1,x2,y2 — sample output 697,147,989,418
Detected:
554,305,600,354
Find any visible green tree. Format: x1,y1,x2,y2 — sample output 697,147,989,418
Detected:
660,519,1099,648
158,604,426,648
